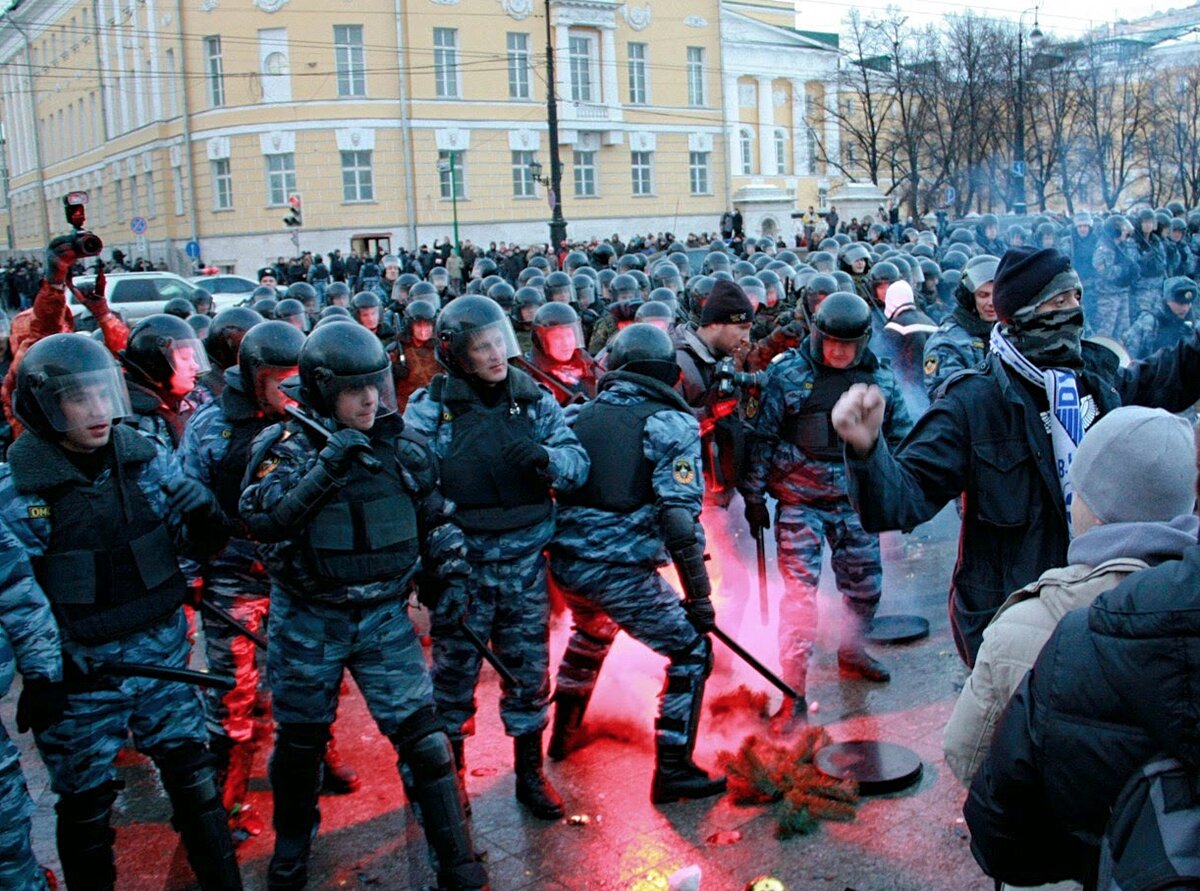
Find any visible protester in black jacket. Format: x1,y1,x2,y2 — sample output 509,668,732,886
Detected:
832,248,1200,665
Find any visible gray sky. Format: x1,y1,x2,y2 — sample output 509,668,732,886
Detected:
795,0,1191,37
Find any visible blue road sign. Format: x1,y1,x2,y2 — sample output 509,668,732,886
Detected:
130,216,148,235
185,241,201,259
944,185,957,206
1012,160,1026,177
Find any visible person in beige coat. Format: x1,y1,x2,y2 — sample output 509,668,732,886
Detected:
944,405,1198,787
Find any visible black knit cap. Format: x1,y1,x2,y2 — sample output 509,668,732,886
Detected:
992,247,1073,322
700,279,754,326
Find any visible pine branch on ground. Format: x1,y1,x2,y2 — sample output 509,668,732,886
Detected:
707,685,772,720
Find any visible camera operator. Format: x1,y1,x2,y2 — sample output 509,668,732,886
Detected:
741,292,913,733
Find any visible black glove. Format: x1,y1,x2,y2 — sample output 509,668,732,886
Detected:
501,438,550,473
684,595,716,633
318,429,374,476
163,476,219,518
432,584,469,634
16,677,69,734
744,500,771,534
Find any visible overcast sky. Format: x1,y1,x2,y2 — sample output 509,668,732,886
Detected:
794,0,1193,37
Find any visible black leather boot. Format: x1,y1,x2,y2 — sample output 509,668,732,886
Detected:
650,744,727,804
159,761,243,890
547,690,590,762
267,725,327,891
513,733,564,820
837,644,891,682
56,783,119,891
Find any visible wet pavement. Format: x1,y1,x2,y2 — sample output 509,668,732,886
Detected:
2,504,996,890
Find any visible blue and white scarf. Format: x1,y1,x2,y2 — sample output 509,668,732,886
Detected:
991,324,1084,532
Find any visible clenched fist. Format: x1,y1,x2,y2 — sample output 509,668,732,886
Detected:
831,383,886,458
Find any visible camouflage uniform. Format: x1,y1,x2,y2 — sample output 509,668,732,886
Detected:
1124,303,1195,363
1090,238,1139,339
1132,232,1168,319
0,521,56,891
0,425,235,889
922,311,990,398
548,375,709,750
403,368,589,742
742,341,913,692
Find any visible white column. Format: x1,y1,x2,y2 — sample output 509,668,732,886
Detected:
823,79,839,169
756,76,774,175
600,26,617,107
723,74,740,175
791,79,808,175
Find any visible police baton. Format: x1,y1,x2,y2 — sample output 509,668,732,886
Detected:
199,599,268,650
710,624,802,701
458,622,519,688
92,661,236,692
284,405,383,474
754,527,769,626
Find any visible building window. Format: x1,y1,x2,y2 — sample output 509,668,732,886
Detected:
775,129,787,175
573,150,596,197
334,25,365,97
259,29,291,103
739,128,754,175
507,33,530,99
173,167,185,216
628,42,647,105
128,173,138,217
512,150,536,198
806,129,818,175
204,36,224,108
265,153,296,206
164,48,178,117
434,28,459,98
568,34,594,103
631,150,653,196
212,159,233,210
438,150,465,200
689,151,710,195
145,169,156,218
341,150,374,202
686,47,706,107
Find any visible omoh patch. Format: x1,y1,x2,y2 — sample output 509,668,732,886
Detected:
924,356,939,376
673,458,697,485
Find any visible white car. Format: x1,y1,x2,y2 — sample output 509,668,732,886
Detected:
189,274,263,300
69,272,245,331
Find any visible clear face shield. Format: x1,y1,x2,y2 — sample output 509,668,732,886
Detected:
535,322,585,363
811,330,868,369
35,366,133,432
318,366,398,427
452,318,521,376
165,337,212,394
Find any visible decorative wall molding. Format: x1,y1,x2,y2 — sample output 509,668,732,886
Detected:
688,132,713,153
198,0,218,12
621,3,650,30
628,130,656,152
206,136,231,161
259,130,297,154
252,0,289,13
498,0,532,18
684,15,707,28
508,129,541,151
335,127,375,151
434,127,470,151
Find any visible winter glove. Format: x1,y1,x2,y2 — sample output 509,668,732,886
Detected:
163,476,220,519
16,678,69,734
501,438,550,473
318,428,374,477
684,595,717,633
744,500,771,534
432,583,469,634
45,236,78,285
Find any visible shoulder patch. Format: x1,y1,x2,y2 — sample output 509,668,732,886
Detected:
673,457,697,486
744,394,759,419
27,504,51,519
923,355,939,376
255,457,280,479
220,427,233,439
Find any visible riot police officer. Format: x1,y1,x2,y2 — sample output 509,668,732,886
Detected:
121,313,213,451
547,324,726,802
351,291,396,342
239,323,486,891
923,254,999,396
1124,276,1197,362
393,299,441,411
200,306,264,400
1,334,240,889
526,302,597,404
742,293,913,732
403,296,589,821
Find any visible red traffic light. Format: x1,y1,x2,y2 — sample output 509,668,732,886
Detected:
287,194,302,210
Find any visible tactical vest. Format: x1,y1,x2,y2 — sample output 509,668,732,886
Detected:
33,465,187,645
433,373,552,533
213,419,266,519
782,366,876,462
559,398,674,513
301,439,420,585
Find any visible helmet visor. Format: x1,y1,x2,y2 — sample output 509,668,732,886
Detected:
36,366,133,432
316,366,398,422
811,330,868,369
534,321,585,362
451,318,520,375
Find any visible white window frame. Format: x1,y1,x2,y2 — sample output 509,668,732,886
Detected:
511,150,536,198
204,36,224,108
628,42,647,105
434,28,460,99
438,150,466,200
774,128,787,175
258,29,291,104
567,32,597,103
573,150,596,197
265,152,296,207
334,25,366,97
341,149,374,202
686,46,706,107
507,32,531,100
630,150,653,196
689,151,710,195
739,128,754,175
212,158,233,211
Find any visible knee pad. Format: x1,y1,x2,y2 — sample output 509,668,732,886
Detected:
276,722,331,752
668,634,712,677
56,782,119,824
150,741,214,778
402,731,456,785
388,706,443,755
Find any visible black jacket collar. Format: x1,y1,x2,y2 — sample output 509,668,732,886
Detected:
8,424,156,495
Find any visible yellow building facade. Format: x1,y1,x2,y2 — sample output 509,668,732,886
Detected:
0,0,838,271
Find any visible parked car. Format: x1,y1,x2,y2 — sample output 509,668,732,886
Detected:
68,272,244,331
189,274,261,300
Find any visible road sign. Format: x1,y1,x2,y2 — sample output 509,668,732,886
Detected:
185,240,201,259
135,234,148,256
130,216,148,235
1012,160,1026,177
944,185,957,206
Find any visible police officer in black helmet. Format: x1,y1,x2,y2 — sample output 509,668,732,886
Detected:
121,313,214,451
199,306,264,400
238,323,486,891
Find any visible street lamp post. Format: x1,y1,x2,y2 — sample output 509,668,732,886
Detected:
437,153,461,255
543,0,567,251
1013,5,1043,216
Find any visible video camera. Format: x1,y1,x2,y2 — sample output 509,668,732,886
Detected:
50,191,103,258
714,357,763,397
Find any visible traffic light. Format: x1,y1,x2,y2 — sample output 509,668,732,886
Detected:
283,193,302,227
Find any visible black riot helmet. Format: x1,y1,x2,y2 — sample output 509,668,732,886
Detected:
286,281,317,304
188,314,212,339
564,250,591,274
591,242,616,267
531,301,584,363
488,280,517,310
435,295,520,377
252,297,278,319
978,213,999,237
122,313,211,393
163,297,194,320
320,305,352,321
802,273,839,319
1188,210,1200,234
669,252,691,277
205,306,264,371
395,272,421,299
610,273,642,302
617,253,642,273
732,260,756,278
635,299,675,331
808,250,836,273
409,281,439,306
911,243,936,260
572,273,597,309
298,321,396,421
688,275,715,312
545,270,575,303
838,243,872,274
702,251,731,275
528,254,552,273
629,269,651,295
957,255,1000,314
650,262,684,294
15,333,132,439
325,281,351,305
471,256,498,279
274,298,309,332
428,265,451,291
940,250,969,272
251,285,279,303
404,298,438,324
517,267,542,287
237,320,305,414
606,322,680,385
752,253,772,271
738,275,766,310
811,292,872,369
512,286,546,324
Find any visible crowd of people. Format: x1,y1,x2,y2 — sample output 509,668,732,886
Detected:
0,199,1199,891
